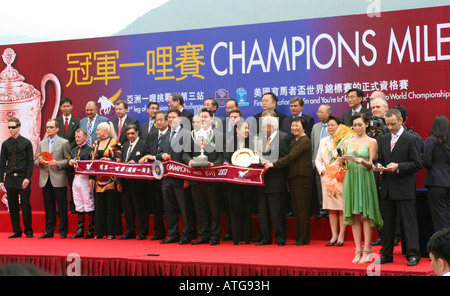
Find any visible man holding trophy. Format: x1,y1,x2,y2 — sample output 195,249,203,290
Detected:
183,108,224,245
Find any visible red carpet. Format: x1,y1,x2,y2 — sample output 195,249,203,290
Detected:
0,212,435,276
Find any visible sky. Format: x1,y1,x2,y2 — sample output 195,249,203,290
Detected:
0,0,169,43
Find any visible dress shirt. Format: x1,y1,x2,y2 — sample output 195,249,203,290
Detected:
48,135,57,152
352,105,363,115
0,135,34,181
126,137,139,162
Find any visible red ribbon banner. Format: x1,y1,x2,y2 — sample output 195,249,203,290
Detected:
74,160,266,186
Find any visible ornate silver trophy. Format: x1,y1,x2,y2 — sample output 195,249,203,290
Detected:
191,126,213,167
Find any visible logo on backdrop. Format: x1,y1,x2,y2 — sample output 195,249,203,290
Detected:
214,88,230,108
98,89,122,115
236,87,249,107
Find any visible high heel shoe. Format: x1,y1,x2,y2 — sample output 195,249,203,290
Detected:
325,240,337,246
352,250,362,263
336,241,344,247
359,249,372,264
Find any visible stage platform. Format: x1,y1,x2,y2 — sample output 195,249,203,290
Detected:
0,212,434,276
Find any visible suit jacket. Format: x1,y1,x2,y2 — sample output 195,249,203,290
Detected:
341,107,370,126
56,116,80,149
34,136,71,188
377,130,422,200
259,131,290,193
158,127,191,186
273,135,312,180
120,138,147,184
311,122,330,168
253,109,287,131
79,114,109,144
180,109,194,123
281,114,314,140
112,116,140,145
183,129,223,186
423,137,450,188
145,129,163,156
139,120,158,142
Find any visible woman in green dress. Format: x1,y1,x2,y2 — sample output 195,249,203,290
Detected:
341,113,383,264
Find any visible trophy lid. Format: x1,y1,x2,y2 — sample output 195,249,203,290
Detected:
0,48,39,103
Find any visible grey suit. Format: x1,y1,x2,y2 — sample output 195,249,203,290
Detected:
34,136,71,236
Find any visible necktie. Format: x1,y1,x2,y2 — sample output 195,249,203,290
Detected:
49,138,54,152
11,139,17,170
390,134,398,151
64,117,69,134
320,123,327,139
126,144,133,162
87,118,93,145
156,133,163,154
265,136,271,152
118,118,123,138
169,130,176,152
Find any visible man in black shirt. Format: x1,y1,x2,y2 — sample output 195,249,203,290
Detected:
0,117,34,238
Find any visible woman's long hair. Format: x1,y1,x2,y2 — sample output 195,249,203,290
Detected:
429,116,450,150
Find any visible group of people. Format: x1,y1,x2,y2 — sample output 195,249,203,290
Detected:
0,89,448,268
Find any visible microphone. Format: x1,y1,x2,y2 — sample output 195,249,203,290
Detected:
372,158,378,166
337,148,347,169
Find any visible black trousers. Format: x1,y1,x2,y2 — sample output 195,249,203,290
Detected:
148,180,166,238
5,174,32,235
427,186,450,232
258,192,287,244
190,182,222,240
122,180,149,237
161,178,196,240
380,193,420,261
42,179,68,236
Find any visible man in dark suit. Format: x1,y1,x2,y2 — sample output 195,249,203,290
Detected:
112,100,139,145
79,101,109,145
34,119,72,239
256,110,290,246
169,92,193,127
341,88,370,126
56,97,80,214
117,125,149,240
203,98,225,131
183,108,224,245
139,102,159,142
158,109,197,244
373,109,423,266
252,92,287,132
139,111,169,240
281,96,314,140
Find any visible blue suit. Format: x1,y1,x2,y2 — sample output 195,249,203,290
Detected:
79,115,109,144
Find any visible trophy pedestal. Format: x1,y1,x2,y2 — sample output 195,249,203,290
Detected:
191,155,209,168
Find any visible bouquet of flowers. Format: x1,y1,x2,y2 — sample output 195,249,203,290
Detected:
333,124,355,152
322,124,354,199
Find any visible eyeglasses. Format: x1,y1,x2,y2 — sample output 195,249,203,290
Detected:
46,126,56,129
347,95,358,99
8,126,19,129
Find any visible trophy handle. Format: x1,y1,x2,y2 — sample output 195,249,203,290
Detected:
40,73,61,138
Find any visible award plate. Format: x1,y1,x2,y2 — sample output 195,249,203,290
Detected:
231,148,255,167
39,152,53,164
152,160,164,180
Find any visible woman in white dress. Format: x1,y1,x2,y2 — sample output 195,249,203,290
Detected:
315,116,353,246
